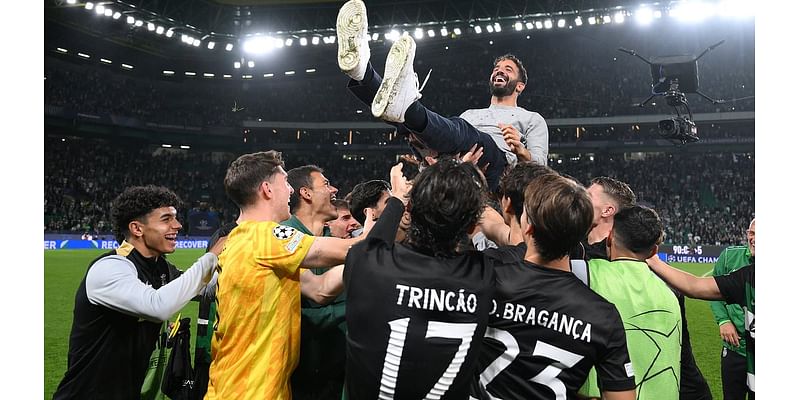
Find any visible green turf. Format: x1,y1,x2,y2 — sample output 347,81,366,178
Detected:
44,252,724,399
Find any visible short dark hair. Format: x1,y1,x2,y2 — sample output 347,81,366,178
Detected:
612,205,664,256
348,180,391,225
406,159,486,257
286,165,323,213
494,54,528,84
111,185,182,243
224,151,284,208
590,176,636,210
331,199,350,211
524,175,593,262
499,162,557,223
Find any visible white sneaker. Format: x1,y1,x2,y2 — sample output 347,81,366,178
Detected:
372,34,421,123
337,0,369,81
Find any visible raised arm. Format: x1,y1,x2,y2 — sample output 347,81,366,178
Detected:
646,255,722,300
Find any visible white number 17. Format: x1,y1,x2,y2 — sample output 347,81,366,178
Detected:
378,318,478,400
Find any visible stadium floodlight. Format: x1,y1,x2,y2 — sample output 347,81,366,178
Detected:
156,26,164,34
243,74,253,79
223,74,232,78
147,22,155,31
313,36,322,45
654,10,663,19
486,24,494,33
285,70,295,75
104,8,112,17
514,22,523,31
671,1,715,22
525,21,534,30
180,145,191,149
575,16,583,26
327,35,336,43
386,29,400,41
207,41,216,49
66,0,77,4
427,29,435,38
56,47,68,53
243,36,274,54
306,68,316,73
135,20,143,27
95,5,104,15
247,60,255,68
275,39,284,48
603,15,612,24
203,73,214,78
453,27,462,35
474,25,482,34
557,18,566,28
165,29,174,38
185,71,196,76
126,16,135,24
299,37,308,46
544,19,553,29
162,144,172,148
100,58,112,64
535,21,543,29
414,28,423,39
285,38,293,46
85,2,94,10
588,16,597,25
494,22,501,32
121,63,133,69
112,12,121,20
264,73,274,78
77,52,90,58
440,27,448,36
193,39,201,47
234,61,241,68
718,0,753,17
163,70,175,75
225,43,233,51
614,12,626,24
369,33,378,41
635,7,654,25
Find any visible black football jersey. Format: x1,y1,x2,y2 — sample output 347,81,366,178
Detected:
473,245,635,400
344,197,496,400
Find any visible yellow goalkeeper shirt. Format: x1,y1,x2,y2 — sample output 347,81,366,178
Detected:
206,221,314,400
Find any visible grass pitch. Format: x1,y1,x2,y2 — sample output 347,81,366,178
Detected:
44,251,723,399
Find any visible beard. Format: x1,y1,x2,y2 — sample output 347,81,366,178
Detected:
489,77,520,97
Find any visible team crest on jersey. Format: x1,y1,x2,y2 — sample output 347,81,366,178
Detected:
273,225,297,240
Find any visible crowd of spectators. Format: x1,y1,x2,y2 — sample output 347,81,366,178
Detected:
44,136,754,246
45,20,754,127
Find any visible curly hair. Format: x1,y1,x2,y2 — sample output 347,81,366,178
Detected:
111,185,182,243
406,159,487,257
347,180,391,225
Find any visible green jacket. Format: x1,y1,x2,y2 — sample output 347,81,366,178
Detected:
282,215,347,399
710,246,751,357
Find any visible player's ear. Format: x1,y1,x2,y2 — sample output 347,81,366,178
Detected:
260,181,272,200
128,220,144,239
299,186,312,201
501,196,514,218
515,81,525,94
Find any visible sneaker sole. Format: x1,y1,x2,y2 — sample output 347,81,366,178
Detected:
337,0,367,74
372,35,415,119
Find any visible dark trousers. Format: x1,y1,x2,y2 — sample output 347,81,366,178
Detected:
721,348,751,400
346,63,508,190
